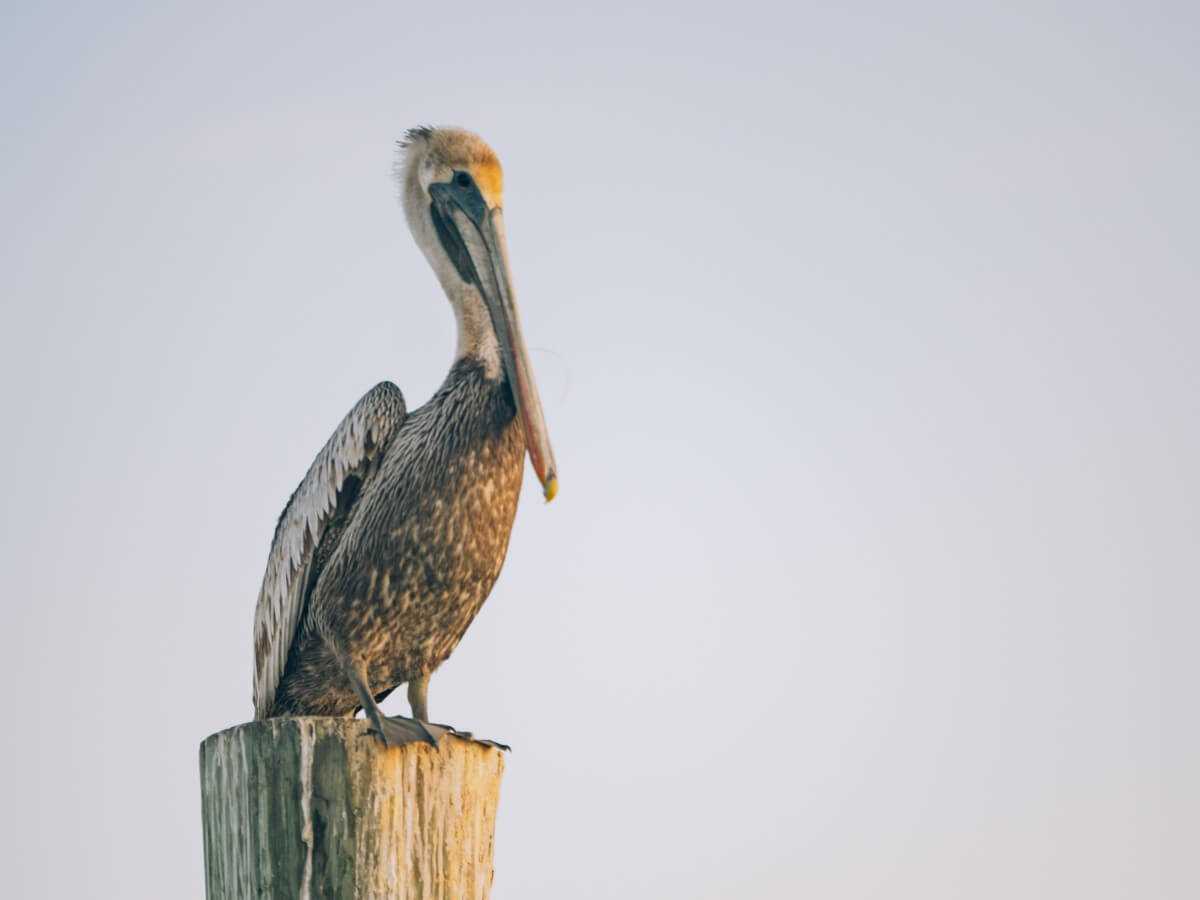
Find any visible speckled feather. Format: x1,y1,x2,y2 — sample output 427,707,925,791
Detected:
252,382,407,718
261,357,525,718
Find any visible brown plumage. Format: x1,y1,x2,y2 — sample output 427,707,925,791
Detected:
251,127,556,747
268,361,523,717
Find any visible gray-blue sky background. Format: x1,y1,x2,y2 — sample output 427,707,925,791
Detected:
2,2,1196,897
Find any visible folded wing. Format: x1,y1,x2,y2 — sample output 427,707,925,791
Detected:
252,382,407,718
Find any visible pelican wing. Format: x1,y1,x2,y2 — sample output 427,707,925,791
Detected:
252,382,407,718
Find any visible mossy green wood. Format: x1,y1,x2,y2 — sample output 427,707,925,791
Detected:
200,718,505,899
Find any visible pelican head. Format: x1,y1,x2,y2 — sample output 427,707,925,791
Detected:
397,126,557,502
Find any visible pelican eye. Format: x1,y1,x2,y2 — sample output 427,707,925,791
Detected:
454,171,472,188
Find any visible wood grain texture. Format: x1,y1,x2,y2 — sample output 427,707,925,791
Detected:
200,718,505,899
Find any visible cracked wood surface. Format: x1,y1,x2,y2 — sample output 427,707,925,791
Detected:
200,718,505,899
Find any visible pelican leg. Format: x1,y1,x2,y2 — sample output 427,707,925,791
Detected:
407,673,511,751
406,674,431,720
403,674,453,744
339,655,440,748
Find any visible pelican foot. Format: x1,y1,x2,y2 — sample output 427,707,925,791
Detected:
365,714,448,748
439,727,510,752
364,711,510,751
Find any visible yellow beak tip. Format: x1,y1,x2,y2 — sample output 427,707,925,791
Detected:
543,476,558,503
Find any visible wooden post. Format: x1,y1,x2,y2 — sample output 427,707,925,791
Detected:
199,718,505,899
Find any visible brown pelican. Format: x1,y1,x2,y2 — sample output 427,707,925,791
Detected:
251,126,556,747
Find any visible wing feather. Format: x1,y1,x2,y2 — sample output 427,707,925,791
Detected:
252,382,406,718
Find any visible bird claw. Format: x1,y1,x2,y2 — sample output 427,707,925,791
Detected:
365,715,509,750
432,723,510,751
365,715,443,747
467,736,511,752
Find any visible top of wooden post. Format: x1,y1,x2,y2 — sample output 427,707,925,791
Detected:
200,717,505,900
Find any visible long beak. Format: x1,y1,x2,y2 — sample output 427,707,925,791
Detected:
432,188,558,501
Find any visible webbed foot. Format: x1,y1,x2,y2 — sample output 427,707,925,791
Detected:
365,714,448,748
365,715,509,750
438,725,510,752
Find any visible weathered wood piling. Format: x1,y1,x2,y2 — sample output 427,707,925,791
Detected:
200,718,505,899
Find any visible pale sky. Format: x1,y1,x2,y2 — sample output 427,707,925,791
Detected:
2,2,1197,898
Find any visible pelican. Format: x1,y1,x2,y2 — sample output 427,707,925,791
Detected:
251,126,556,747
